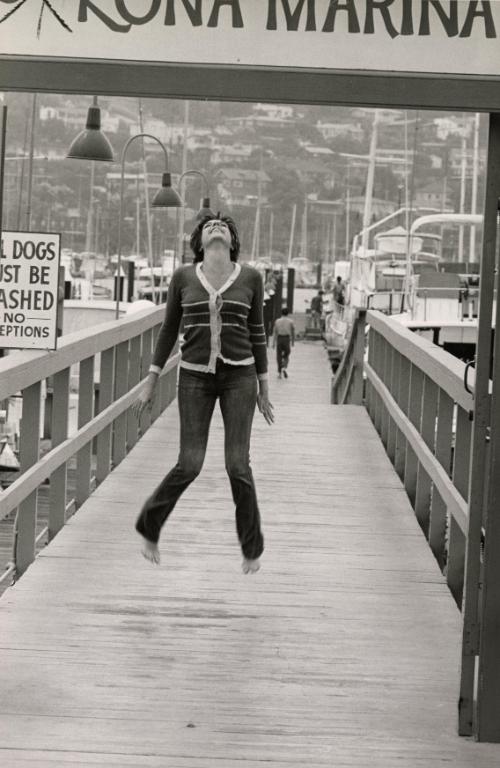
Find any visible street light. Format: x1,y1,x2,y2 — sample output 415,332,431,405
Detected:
176,169,214,267
178,169,214,220
113,134,182,319
67,96,114,162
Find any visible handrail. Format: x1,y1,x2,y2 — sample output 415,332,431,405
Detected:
0,304,165,400
367,310,473,412
331,309,366,405
0,354,178,522
363,309,480,609
0,304,178,585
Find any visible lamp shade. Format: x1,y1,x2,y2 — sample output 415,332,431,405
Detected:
152,172,183,207
197,197,215,220
67,106,114,162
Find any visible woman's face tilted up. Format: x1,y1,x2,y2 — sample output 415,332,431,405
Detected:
201,219,232,251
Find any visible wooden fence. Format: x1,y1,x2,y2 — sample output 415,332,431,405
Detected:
0,305,178,584
333,308,475,608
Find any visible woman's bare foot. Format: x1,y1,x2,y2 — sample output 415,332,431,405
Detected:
141,539,160,565
242,557,260,574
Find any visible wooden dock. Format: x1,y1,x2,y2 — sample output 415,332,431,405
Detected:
0,341,499,766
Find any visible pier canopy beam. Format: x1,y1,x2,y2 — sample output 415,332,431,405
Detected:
474,113,500,743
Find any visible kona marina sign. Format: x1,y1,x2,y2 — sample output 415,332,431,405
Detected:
0,1,499,111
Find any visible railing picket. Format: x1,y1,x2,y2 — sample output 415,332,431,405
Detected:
14,382,41,576
447,407,472,605
112,341,130,468
414,376,438,535
404,365,424,506
49,367,70,540
380,339,391,448
127,335,141,450
0,307,179,587
387,349,399,462
428,390,454,569
139,329,153,434
395,354,410,479
96,347,115,484
76,356,95,508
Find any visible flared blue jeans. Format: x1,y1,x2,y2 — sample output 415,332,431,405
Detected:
135,361,264,560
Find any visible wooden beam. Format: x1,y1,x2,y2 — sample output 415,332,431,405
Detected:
475,113,500,742
365,362,468,536
1,56,500,112
459,112,500,739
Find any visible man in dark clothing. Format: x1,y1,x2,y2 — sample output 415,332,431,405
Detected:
272,307,295,378
310,289,324,329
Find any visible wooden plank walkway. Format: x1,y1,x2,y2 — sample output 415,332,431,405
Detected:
1,341,499,767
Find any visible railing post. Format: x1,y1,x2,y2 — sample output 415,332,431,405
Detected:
350,309,366,404
404,365,423,506
139,328,153,434
414,376,437,535
428,390,453,571
96,347,115,484
76,356,95,507
446,407,470,606
459,112,500,739
48,367,70,540
14,382,41,576
127,335,141,450
474,115,500,741
112,340,130,468
394,353,410,479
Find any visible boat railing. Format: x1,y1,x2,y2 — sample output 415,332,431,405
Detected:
366,291,406,315
409,286,479,322
0,305,179,586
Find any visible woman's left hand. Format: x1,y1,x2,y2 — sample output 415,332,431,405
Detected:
257,383,274,425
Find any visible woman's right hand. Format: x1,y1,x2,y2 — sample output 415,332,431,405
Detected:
132,375,158,419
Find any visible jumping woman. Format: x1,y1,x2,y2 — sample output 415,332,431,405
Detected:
133,214,273,574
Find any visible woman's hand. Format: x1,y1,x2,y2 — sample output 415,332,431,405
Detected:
257,380,274,425
132,374,158,419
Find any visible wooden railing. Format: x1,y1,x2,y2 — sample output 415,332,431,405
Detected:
0,305,178,584
330,309,366,405
363,310,475,607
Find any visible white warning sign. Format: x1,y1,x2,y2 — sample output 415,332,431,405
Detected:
0,231,61,350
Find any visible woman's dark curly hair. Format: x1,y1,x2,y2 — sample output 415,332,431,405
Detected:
190,213,241,263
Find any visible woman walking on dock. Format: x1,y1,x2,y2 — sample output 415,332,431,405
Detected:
133,214,273,574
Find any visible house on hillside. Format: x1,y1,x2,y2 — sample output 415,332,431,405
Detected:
293,158,336,190
212,143,255,164
253,103,294,120
303,145,335,160
129,120,191,145
414,181,452,212
216,168,271,207
348,196,398,220
316,121,364,142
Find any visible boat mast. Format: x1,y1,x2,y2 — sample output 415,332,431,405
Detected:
361,109,380,257
469,112,480,263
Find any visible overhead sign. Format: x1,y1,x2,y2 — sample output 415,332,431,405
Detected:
0,0,499,77
0,231,62,350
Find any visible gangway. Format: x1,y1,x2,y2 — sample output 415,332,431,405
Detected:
1,330,499,765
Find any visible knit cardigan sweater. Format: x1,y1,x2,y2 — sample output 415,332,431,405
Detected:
149,262,268,379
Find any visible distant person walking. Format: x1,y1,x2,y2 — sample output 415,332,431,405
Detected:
133,214,273,575
273,307,295,378
332,276,346,306
310,289,324,329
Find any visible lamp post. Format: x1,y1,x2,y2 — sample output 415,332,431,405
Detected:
176,169,214,268
67,96,114,163
114,134,182,318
